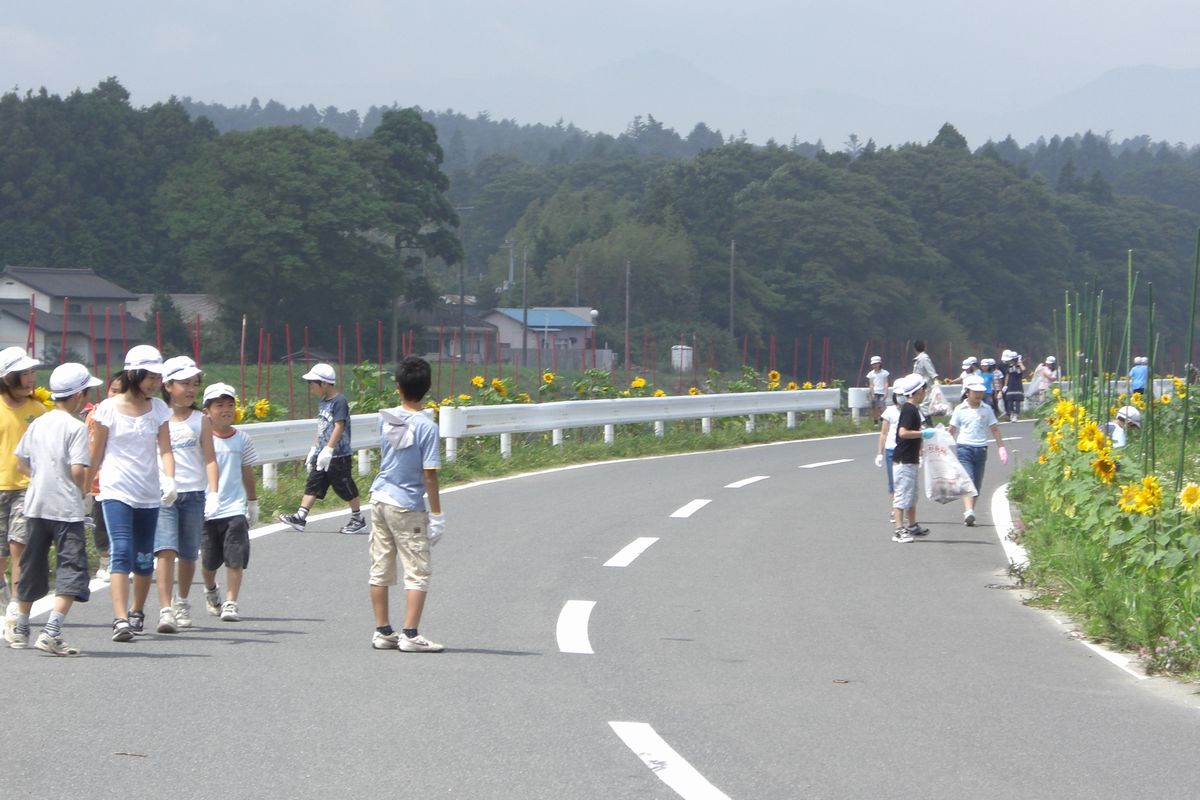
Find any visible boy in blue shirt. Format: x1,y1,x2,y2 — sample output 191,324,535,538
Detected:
278,363,366,534
1130,356,1149,396
367,357,445,653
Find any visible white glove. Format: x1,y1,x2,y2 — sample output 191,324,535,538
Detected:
315,446,334,472
874,454,884,468
304,446,318,472
160,475,177,507
427,512,446,547
246,500,260,528
82,493,95,515
204,491,220,519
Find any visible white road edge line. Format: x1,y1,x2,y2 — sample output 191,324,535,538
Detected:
556,600,596,654
724,475,769,489
604,538,659,567
609,721,731,800
1081,641,1148,681
799,458,853,469
670,499,712,518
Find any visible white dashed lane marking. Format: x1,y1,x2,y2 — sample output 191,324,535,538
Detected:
670,499,712,518
724,475,769,488
604,538,659,567
609,721,732,800
799,458,853,469
556,600,597,654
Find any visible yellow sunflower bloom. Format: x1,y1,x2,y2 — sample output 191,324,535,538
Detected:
688,387,701,396
517,392,532,403
802,381,813,390
1038,454,1048,465
1179,482,1200,513
254,398,270,419
491,378,507,397
471,375,484,388
653,389,666,397
768,370,780,383
458,393,471,402
234,404,245,423
768,380,780,390
1130,392,1145,410
630,376,646,389
1160,393,1172,405
816,381,827,389
1091,453,1117,484
542,372,555,384
1118,483,1140,513
786,381,798,390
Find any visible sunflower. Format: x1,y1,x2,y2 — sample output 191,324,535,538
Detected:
1091,453,1117,484
786,381,798,390
768,380,780,390
630,376,646,389
1038,454,1048,465
34,386,53,409
1063,465,1073,480
1118,482,1141,513
1140,475,1163,510
688,386,701,396
458,393,471,402
1046,430,1062,453
234,403,245,423
1160,393,1172,405
653,389,666,397
491,378,507,397
802,381,813,390
516,392,532,403
768,370,780,383
542,371,555,384
1180,483,1200,513
1130,392,1145,410
425,400,439,410
816,381,827,389
254,398,271,419
471,375,484,388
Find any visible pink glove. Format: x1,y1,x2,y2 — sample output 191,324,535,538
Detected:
998,446,1008,465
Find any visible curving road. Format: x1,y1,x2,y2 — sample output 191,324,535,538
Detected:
3,421,1200,799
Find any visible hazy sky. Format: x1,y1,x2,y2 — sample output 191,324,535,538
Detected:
4,1,1199,145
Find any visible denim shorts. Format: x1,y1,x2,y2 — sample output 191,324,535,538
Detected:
102,500,159,576
884,449,895,494
956,444,988,494
155,490,204,560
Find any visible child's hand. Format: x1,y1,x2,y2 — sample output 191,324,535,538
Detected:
246,500,260,528
428,512,446,546
874,454,884,468
999,446,1009,465
204,491,219,519
304,446,318,471
161,475,178,506
316,446,334,472
921,428,936,440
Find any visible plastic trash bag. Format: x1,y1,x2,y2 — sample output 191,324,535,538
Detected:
926,382,950,417
923,425,978,504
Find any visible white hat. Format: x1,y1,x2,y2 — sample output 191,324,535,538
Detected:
1001,349,1017,362
202,382,237,405
48,363,102,399
893,373,927,396
965,356,979,366
962,376,987,392
162,355,202,383
961,359,974,369
869,355,882,364
1045,355,1057,365
980,357,996,367
123,345,167,374
0,346,40,376
301,363,337,383
1134,356,1148,365
1116,405,1142,427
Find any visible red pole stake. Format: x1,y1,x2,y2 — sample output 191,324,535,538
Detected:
266,332,272,401
650,332,656,389
469,331,476,374
104,308,111,378
857,339,871,386
155,311,161,352
551,334,558,372
769,335,776,372
255,327,264,398
239,315,247,399
303,326,312,417
377,320,383,390
27,294,35,356
793,337,800,382
120,303,127,354
807,335,813,380
449,331,458,395
755,336,761,372
437,324,444,399
285,323,295,419
60,296,70,363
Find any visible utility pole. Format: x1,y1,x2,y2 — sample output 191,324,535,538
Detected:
625,258,631,377
521,246,529,368
453,206,474,362
729,238,736,339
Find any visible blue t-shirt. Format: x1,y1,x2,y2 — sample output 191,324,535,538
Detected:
1130,364,1149,391
316,394,352,457
981,369,995,393
369,408,440,511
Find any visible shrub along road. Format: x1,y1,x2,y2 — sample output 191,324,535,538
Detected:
3,422,1199,798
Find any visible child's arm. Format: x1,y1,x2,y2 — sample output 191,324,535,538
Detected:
86,423,108,491
241,464,257,501
876,419,890,456
15,456,30,477
425,468,441,514
325,419,346,451
200,414,219,494
70,463,87,493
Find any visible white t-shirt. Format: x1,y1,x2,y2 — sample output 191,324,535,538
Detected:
164,409,206,493
93,397,172,508
949,401,998,447
15,409,89,522
1107,422,1127,449
881,405,901,450
866,368,890,394
211,428,258,519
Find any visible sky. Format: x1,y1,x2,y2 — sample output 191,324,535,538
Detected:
4,1,1200,147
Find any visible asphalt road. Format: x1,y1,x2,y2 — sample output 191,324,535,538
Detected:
3,421,1200,799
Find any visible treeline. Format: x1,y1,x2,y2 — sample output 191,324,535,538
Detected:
2,79,1198,373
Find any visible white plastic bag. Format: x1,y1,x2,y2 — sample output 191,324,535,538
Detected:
923,425,978,504
926,382,950,417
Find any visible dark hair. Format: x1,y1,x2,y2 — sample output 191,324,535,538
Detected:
203,394,235,411
913,340,926,353
116,369,154,398
0,372,27,401
394,356,432,401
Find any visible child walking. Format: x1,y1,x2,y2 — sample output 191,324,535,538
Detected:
1001,350,1026,421
198,384,259,623
947,376,1008,526
368,357,445,652
278,363,366,535
864,356,889,425
891,374,932,543
8,364,102,654
86,374,123,583
874,392,902,517
155,356,218,632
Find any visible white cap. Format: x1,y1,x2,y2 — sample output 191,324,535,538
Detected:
1134,356,1148,365
1045,355,1057,365
123,345,167,374
301,363,336,383
961,359,973,369
893,373,927,396
962,376,987,392
1116,405,1142,427
162,355,202,383
980,358,996,367
869,355,882,364
202,382,237,405
48,363,102,399
1001,349,1017,362
0,346,40,376
965,356,979,366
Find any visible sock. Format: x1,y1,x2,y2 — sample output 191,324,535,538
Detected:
44,611,64,638
296,507,309,520
376,625,394,636
351,510,363,521
402,628,418,639
15,612,30,636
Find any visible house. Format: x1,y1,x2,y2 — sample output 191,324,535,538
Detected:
395,300,498,363
0,266,143,364
483,307,595,351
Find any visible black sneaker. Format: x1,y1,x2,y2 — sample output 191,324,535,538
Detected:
906,524,930,537
339,515,368,535
128,610,146,635
112,618,134,642
278,512,306,531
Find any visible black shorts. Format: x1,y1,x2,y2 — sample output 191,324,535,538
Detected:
303,455,359,502
202,516,251,571
91,500,108,551
17,518,89,602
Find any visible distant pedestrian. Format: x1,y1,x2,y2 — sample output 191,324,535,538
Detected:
874,391,903,516
1130,356,1149,396
368,357,445,653
865,356,890,425
1001,350,1026,421
1030,356,1058,404
947,376,1007,527
946,357,978,384
978,357,1001,416
890,373,932,543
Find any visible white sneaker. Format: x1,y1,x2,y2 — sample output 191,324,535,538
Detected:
220,601,240,622
95,556,111,583
204,586,221,616
173,599,193,629
892,529,915,543
157,607,178,634
398,633,444,652
964,509,976,527
8,625,29,649
0,578,10,607
2,610,17,644
34,632,79,656
372,631,400,650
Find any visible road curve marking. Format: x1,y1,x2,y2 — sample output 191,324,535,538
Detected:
798,458,853,469
670,499,712,518
556,600,597,654
609,721,731,800
605,537,659,567
724,475,769,488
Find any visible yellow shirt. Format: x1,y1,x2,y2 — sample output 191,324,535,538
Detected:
0,396,46,490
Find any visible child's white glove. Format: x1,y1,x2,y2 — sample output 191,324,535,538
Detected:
82,493,94,515
160,475,177,507
316,446,334,472
874,454,884,468
427,512,446,547
304,446,318,472
246,500,259,528
204,491,220,519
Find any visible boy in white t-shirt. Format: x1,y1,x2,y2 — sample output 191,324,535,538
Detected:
947,377,1007,526
9,363,102,654
864,356,889,425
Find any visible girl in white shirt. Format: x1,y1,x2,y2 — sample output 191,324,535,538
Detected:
87,346,177,642
948,377,1007,526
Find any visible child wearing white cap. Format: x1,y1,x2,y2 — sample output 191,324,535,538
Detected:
948,377,1007,526
864,356,889,424
1030,356,1058,404
1130,356,1149,396
0,346,45,645
890,373,932,543
1001,351,1026,422
7,363,102,654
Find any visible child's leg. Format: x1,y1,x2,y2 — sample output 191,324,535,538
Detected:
129,506,159,613
224,567,243,603
154,551,177,609
370,584,391,628
221,516,250,603
403,590,428,631
177,559,197,600
103,500,134,619
173,492,204,601
201,566,218,591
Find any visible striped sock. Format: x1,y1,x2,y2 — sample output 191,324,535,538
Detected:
43,611,64,639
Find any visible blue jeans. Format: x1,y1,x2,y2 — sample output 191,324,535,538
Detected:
155,490,203,560
102,500,159,576
956,444,988,494
884,448,895,494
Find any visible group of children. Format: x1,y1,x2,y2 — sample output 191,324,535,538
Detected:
1,345,445,657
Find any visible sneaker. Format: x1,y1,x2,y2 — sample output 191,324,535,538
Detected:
8,625,29,649
906,524,930,537
964,509,976,527
35,632,80,656
157,607,178,634
128,610,146,636
0,578,10,607
95,556,111,583
278,512,306,532
174,599,193,629
398,633,444,653
372,630,400,650
339,515,368,535
112,618,134,642
892,529,915,543
1,611,16,644
204,586,221,617
220,601,240,622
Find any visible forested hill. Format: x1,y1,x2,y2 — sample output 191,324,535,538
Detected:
1,79,1197,371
